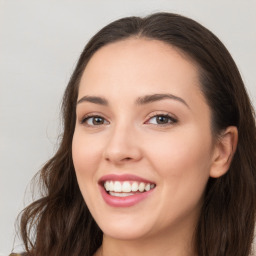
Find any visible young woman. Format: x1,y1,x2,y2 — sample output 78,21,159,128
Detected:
13,12,256,256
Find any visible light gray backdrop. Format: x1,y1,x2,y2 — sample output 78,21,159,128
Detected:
1,0,255,255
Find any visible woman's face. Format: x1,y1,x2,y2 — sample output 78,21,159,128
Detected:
72,38,216,241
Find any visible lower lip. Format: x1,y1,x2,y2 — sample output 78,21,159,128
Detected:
99,185,154,207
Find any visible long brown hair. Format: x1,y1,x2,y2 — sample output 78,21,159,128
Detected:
16,13,256,256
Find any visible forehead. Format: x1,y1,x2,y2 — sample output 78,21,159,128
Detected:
79,38,203,103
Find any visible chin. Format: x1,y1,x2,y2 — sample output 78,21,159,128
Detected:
94,213,154,240
101,225,151,241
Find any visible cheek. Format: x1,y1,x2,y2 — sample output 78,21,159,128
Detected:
72,130,103,188
155,124,211,167
145,130,212,227
146,127,212,199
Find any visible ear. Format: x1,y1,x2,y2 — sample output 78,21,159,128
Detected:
210,126,238,178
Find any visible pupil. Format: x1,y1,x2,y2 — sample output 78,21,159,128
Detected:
157,116,168,124
93,117,103,125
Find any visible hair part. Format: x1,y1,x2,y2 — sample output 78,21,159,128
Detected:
17,12,256,256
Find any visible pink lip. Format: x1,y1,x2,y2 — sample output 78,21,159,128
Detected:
98,174,156,207
99,186,155,207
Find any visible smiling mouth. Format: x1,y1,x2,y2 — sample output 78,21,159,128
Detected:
103,181,156,197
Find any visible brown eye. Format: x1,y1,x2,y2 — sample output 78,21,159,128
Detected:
147,115,177,125
92,117,105,125
81,116,109,126
156,116,169,124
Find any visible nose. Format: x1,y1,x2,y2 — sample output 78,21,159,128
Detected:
103,123,142,164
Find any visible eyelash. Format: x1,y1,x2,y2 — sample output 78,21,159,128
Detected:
80,114,109,126
145,113,178,126
80,113,178,127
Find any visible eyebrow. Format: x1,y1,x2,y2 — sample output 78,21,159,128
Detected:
77,93,189,108
77,95,108,105
136,93,189,108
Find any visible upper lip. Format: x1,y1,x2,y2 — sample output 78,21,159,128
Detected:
98,174,156,185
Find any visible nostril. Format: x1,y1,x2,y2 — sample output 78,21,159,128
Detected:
123,157,132,161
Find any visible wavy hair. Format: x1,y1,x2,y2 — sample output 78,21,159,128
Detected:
16,13,256,256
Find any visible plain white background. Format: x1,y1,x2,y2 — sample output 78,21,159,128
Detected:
0,0,255,255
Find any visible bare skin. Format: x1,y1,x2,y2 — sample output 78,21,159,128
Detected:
72,38,238,256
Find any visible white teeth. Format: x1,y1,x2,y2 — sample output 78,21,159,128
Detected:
109,192,134,197
104,181,110,191
122,181,131,192
139,182,145,192
103,180,155,193
145,183,150,191
109,181,114,191
131,181,139,192
113,181,122,192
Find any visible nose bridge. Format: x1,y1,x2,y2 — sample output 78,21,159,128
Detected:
104,116,142,163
